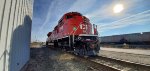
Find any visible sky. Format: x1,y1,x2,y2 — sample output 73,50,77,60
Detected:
32,0,150,42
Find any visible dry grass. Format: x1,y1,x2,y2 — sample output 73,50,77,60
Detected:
30,42,43,48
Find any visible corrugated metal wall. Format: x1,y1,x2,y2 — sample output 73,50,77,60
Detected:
0,0,33,71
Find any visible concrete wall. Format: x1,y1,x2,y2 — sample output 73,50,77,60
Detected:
0,0,33,71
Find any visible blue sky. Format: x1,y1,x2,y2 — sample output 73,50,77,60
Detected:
32,0,150,42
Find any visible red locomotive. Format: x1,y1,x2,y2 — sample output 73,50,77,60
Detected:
46,12,100,56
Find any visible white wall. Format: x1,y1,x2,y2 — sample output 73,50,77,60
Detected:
0,0,33,71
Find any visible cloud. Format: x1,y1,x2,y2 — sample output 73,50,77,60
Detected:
97,10,150,32
37,0,56,32
68,0,96,13
85,0,142,21
85,4,112,18
37,0,68,31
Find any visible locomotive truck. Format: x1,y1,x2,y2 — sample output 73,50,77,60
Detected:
46,12,100,56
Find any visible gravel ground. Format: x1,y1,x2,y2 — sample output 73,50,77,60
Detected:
25,47,112,71
99,50,150,65
24,46,150,71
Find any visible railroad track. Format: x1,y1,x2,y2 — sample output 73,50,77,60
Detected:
47,47,150,71
72,55,120,71
69,52,150,71
89,55,150,71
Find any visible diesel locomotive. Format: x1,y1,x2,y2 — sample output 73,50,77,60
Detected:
46,12,100,56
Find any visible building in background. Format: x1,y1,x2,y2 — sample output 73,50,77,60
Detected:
0,0,33,71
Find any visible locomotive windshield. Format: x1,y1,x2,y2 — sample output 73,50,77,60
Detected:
66,12,82,19
66,15,73,19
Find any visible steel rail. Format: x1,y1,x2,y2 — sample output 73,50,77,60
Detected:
89,55,150,71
